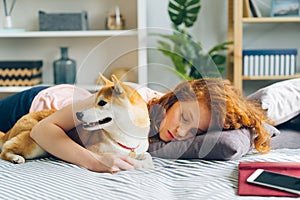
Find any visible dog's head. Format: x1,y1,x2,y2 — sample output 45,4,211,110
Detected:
76,74,150,141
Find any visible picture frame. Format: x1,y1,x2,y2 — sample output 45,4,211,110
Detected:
270,0,300,17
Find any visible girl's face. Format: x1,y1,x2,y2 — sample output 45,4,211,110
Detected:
159,101,211,142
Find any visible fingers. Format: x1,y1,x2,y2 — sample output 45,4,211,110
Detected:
114,155,136,171
119,154,136,166
89,152,136,173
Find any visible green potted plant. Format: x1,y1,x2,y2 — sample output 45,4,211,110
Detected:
156,0,232,80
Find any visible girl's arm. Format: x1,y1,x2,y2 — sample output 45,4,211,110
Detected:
30,96,136,173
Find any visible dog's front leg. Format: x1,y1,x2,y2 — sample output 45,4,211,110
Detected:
133,152,154,169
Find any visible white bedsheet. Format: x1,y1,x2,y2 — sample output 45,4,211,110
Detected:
0,148,299,200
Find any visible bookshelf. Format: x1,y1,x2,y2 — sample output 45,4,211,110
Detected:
0,30,138,38
243,74,300,80
243,17,300,23
228,0,300,91
0,0,147,95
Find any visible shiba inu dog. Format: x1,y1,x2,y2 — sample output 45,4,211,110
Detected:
0,75,153,169
75,74,153,168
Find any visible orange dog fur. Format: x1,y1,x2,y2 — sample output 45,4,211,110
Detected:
0,109,56,163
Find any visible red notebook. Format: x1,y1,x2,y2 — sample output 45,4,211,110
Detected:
238,162,300,197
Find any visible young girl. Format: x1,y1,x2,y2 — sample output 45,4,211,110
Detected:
0,78,271,173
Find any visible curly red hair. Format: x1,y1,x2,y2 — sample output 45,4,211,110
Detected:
148,78,272,154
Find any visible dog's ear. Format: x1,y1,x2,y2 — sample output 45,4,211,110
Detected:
111,74,124,95
96,73,113,86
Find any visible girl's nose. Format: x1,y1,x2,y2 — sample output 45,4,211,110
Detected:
175,125,189,138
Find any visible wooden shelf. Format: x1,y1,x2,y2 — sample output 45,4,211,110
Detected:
0,84,103,93
0,30,138,38
243,17,300,23
229,0,300,91
0,86,33,93
243,73,300,80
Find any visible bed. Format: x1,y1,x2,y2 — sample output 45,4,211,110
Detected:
1,129,299,200
1,79,300,200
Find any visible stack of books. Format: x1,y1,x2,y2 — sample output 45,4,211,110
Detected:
242,49,298,77
243,0,262,18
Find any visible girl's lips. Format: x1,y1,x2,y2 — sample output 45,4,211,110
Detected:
167,131,175,140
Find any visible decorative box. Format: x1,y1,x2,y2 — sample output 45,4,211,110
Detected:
0,60,43,86
243,49,298,76
39,11,89,31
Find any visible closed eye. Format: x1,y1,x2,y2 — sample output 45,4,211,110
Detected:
181,113,189,123
98,100,107,106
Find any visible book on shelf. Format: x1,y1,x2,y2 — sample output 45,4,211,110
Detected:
238,162,300,197
243,0,251,17
242,49,297,77
249,0,262,17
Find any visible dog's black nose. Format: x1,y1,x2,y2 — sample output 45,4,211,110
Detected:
76,112,84,120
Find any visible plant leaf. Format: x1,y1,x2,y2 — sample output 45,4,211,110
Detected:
173,70,192,80
211,54,226,65
157,39,187,74
168,0,201,27
207,41,233,55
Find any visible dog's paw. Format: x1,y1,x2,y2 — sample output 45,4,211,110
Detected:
134,153,154,169
12,155,25,164
134,160,154,169
140,161,155,169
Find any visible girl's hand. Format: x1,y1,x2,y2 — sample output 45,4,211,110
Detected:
88,152,136,173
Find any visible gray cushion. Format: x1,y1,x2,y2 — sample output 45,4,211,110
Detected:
148,129,251,160
278,114,300,131
271,114,300,149
148,124,279,160
271,128,300,149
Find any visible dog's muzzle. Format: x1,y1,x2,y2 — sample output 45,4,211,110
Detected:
76,111,112,129
82,117,112,129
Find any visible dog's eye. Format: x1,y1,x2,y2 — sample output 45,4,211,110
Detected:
98,100,107,106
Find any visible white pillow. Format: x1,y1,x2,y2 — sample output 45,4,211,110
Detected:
247,78,300,125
